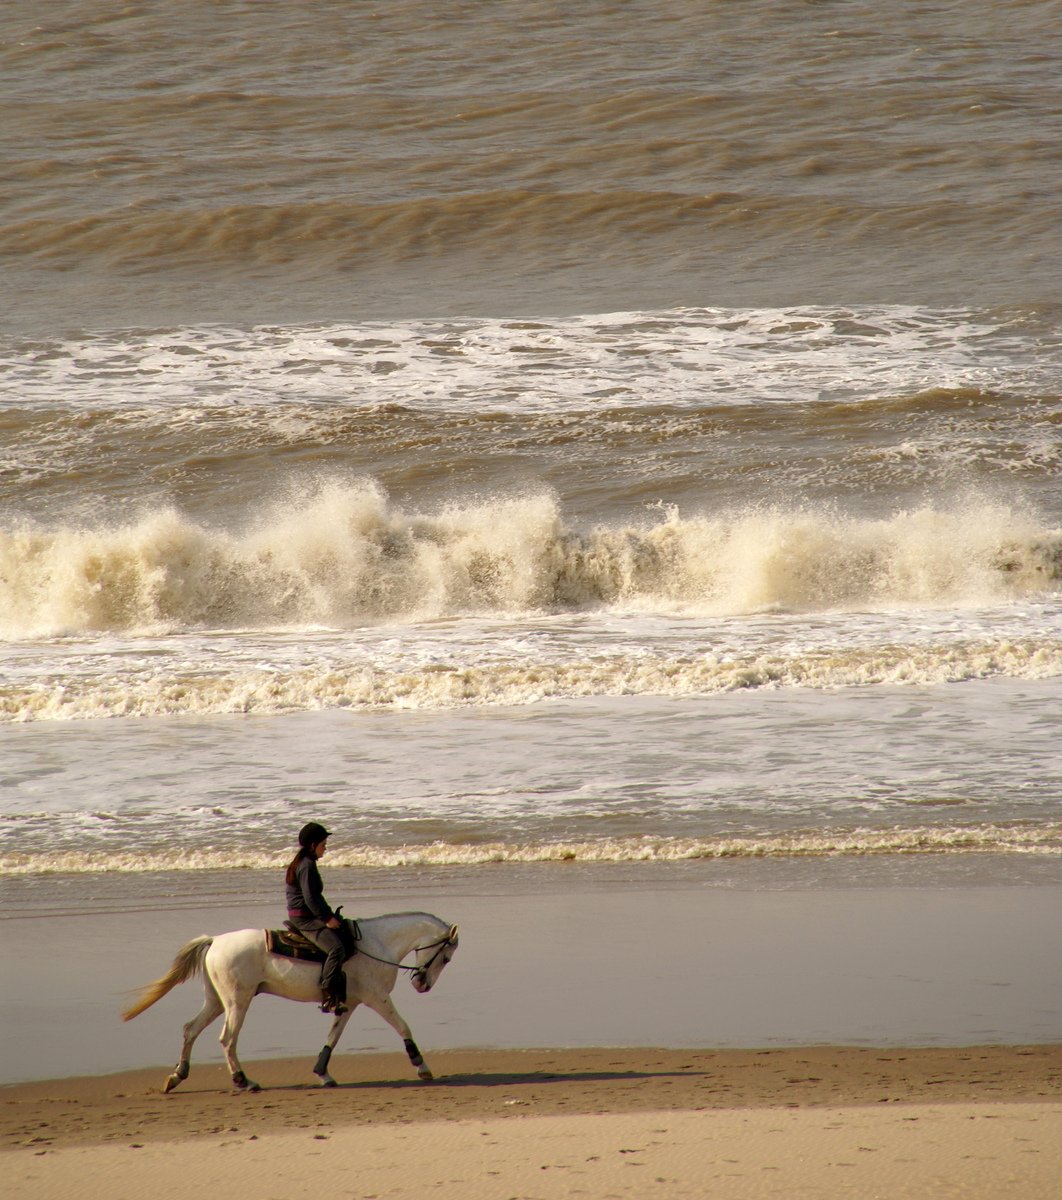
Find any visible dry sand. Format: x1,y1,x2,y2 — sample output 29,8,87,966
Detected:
4,1045,1060,1199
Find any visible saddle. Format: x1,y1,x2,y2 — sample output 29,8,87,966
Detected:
265,917,361,964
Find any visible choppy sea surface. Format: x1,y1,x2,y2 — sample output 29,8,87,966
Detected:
1,2,1059,886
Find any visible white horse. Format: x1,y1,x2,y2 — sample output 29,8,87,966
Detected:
123,911,458,1092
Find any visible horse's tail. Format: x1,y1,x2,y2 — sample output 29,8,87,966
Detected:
122,935,214,1021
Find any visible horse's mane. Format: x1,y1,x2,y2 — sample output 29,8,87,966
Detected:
379,910,443,918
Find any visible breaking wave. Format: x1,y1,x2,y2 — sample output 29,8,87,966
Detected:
1,485,1059,639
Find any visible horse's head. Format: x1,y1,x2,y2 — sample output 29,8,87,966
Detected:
411,923,459,993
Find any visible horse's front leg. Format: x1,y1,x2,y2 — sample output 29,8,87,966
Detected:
312,1005,356,1088
362,994,434,1081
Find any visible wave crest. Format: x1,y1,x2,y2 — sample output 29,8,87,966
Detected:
0,190,971,268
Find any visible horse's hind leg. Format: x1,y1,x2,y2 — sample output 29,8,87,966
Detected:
217,988,260,1092
164,980,224,1093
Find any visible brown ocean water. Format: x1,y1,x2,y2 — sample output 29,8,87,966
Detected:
3,0,1061,327
0,1,1060,883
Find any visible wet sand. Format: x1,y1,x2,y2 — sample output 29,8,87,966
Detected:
3,866,1061,1085
3,1046,1060,1199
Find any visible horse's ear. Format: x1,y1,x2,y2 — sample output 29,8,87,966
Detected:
448,924,459,943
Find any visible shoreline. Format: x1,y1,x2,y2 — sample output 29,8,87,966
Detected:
5,1046,1060,1200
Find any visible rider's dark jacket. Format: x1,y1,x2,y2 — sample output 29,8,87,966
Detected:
286,854,334,922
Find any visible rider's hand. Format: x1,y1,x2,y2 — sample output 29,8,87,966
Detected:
326,917,341,929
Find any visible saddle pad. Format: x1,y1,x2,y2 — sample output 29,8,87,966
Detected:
265,928,326,962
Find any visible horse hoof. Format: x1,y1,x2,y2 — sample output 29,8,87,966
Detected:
163,1075,182,1094
418,1068,434,1082
319,1077,338,1089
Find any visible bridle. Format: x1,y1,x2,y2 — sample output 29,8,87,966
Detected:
355,930,457,988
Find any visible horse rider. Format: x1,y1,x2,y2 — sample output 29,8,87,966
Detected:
285,822,348,1014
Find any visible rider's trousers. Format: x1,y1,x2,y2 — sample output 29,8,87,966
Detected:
289,917,347,1001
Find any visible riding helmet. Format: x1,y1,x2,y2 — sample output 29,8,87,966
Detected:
298,821,331,849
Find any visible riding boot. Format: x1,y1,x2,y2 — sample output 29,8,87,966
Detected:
321,956,347,1015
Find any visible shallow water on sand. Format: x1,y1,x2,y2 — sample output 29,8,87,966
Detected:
2,865,1060,1084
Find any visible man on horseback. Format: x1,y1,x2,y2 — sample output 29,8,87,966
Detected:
285,822,349,1014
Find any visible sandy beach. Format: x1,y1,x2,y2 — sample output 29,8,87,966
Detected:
4,1046,1060,1199
3,864,1061,1197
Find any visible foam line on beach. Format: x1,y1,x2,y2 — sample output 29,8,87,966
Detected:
4,823,1060,875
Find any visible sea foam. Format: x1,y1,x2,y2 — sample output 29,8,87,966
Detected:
2,637,1059,723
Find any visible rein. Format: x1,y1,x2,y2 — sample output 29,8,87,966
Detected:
356,934,454,976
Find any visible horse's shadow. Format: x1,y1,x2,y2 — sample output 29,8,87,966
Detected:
279,1068,705,1092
